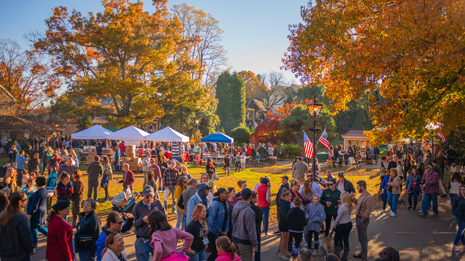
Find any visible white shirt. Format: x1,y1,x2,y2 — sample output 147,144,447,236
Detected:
338,181,345,192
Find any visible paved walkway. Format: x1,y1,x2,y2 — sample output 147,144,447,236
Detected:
33,194,459,261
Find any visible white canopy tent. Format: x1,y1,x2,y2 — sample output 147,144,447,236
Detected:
71,125,113,140
107,125,149,142
145,126,189,142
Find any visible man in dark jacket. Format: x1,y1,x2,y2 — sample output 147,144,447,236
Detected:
336,172,355,194
87,155,103,200
387,155,398,171
432,160,447,198
373,146,380,163
275,175,290,230
27,176,48,247
133,186,165,261
231,188,257,261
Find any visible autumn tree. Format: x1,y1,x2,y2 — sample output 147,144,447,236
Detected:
33,0,208,127
238,70,268,107
283,0,465,143
216,71,246,134
172,3,227,90
251,117,281,144
0,40,60,114
255,71,295,110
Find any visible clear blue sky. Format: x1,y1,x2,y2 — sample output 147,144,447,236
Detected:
0,0,308,81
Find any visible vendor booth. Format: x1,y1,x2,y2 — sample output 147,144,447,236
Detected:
200,133,234,164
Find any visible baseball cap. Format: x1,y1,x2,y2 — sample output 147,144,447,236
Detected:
143,185,155,196
338,172,344,177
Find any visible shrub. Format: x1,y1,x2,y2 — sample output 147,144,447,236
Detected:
230,126,250,145
283,144,302,158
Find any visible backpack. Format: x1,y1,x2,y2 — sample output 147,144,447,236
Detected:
46,173,57,190
100,173,108,188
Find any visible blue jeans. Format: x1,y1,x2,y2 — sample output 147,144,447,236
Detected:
187,250,206,261
408,188,420,209
176,208,183,229
31,225,48,246
78,250,95,261
387,192,400,214
135,237,154,261
260,206,270,234
182,214,186,231
451,193,457,207
454,220,465,245
382,193,387,211
421,194,438,216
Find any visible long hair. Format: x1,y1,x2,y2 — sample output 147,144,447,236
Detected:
0,191,25,226
101,232,121,257
177,176,187,191
451,172,463,183
0,191,9,210
192,204,206,222
340,192,353,213
148,210,171,236
57,172,69,184
216,236,236,260
146,171,155,180
303,180,311,196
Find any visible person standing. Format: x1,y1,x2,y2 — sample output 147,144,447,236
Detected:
87,155,103,200
186,204,209,261
276,176,290,230
386,169,401,217
163,160,179,213
75,199,102,261
206,159,216,179
373,146,380,163
141,152,151,187
177,178,198,219
132,186,165,261
287,197,308,255
332,192,353,261
250,191,263,261
15,150,28,188
352,181,373,261
292,157,308,184
148,158,162,190
452,185,465,252
95,212,134,261
420,165,440,217
175,176,188,230
320,179,341,236
46,201,73,261
231,188,258,261
186,183,210,225
72,170,85,227
27,176,48,247
114,142,121,173
336,173,355,194
100,233,128,261
305,195,326,256
257,177,271,238
118,163,135,192
207,188,230,261
0,191,35,261
432,160,447,198
406,167,422,210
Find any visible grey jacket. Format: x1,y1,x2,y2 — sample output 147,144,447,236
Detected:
292,161,308,179
231,200,257,247
87,161,103,184
132,199,165,238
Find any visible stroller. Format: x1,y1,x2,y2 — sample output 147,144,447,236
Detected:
111,188,141,214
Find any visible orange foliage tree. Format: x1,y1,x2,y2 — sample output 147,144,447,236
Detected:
33,0,208,127
283,0,465,144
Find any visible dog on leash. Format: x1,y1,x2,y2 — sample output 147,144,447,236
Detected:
319,232,333,256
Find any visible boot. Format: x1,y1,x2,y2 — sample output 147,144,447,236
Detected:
342,247,350,261
334,246,341,258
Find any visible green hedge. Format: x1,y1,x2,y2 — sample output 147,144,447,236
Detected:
283,144,302,158
231,126,250,145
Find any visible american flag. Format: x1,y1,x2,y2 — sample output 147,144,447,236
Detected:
318,129,332,157
303,131,314,158
437,133,446,143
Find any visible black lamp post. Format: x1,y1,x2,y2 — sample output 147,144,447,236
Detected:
195,119,200,143
307,96,323,179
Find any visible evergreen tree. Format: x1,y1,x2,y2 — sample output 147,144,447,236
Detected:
216,71,246,134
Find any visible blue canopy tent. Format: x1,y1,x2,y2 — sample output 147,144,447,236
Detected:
201,133,234,144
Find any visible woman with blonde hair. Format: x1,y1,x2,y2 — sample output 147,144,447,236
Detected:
101,232,128,261
185,204,209,261
387,168,401,217
175,176,188,230
3,167,16,193
299,180,313,200
332,192,353,260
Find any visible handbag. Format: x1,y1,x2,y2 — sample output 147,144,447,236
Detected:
77,235,93,247
212,172,219,181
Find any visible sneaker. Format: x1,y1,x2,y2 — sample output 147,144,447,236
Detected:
453,245,459,252
419,212,426,217
407,206,412,210
279,255,289,260
391,213,397,217
284,252,291,258
441,194,447,198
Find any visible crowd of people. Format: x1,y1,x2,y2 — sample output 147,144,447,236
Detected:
1,135,461,261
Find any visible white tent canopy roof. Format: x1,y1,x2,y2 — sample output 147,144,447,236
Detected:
71,125,113,140
145,126,189,142
107,125,149,141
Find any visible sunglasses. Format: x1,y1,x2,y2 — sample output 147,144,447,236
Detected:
21,198,28,202
115,221,124,225
328,184,334,186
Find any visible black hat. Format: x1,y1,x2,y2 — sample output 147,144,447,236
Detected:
242,188,252,199
52,201,70,211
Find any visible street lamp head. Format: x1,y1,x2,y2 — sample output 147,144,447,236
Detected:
195,119,200,125
306,97,323,117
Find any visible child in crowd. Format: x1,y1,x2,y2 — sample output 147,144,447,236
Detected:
223,154,231,176
356,152,362,168
56,172,73,202
279,189,292,260
287,197,308,257
305,195,326,255
21,179,37,200
215,236,241,261
235,153,242,172
240,152,249,171
254,152,261,167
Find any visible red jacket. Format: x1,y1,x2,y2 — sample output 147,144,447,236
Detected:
46,214,73,261
121,170,134,191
